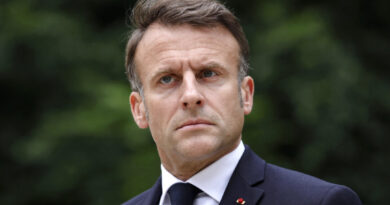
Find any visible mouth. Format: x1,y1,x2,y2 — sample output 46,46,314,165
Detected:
176,119,214,130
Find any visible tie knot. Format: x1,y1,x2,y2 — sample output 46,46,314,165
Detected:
168,183,200,205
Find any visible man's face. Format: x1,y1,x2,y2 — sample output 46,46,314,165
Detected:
130,23,254,169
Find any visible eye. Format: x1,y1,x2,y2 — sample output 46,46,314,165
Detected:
201,70,217,78
159,75,175,84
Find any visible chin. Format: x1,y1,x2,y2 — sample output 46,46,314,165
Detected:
176,136,226,161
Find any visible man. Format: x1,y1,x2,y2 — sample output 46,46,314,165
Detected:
123,0,362,204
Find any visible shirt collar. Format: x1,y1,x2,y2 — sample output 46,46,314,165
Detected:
160,141,245,204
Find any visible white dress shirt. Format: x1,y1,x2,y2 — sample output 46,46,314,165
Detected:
159,141,245,205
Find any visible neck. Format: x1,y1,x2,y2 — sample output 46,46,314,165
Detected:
159,141,240,181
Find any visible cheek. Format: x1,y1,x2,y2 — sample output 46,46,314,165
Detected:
223,86,244,120
219,84,242,108
207,84,243,121
146,96,177,132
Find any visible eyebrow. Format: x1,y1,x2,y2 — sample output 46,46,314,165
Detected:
149,61,227,82
150,67,179,82
202,62,225,70
189,60,228,73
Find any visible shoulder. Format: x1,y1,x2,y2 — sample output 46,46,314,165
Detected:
236,146,362,204
261,163,362,205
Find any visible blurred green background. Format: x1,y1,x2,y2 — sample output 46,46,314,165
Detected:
1,0,389,204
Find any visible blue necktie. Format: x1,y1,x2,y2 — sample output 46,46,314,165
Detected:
168,183,201,205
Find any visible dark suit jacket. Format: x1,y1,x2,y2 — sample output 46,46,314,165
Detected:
122,146,362,205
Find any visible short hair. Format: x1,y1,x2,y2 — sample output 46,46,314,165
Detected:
125,0,249,92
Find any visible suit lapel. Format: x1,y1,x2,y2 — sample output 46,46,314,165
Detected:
220,146,266,205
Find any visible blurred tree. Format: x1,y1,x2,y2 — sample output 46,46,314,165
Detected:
0,0,388,204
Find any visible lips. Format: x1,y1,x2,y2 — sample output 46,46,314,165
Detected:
176,119,214,130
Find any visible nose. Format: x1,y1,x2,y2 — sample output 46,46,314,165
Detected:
180,72,204,109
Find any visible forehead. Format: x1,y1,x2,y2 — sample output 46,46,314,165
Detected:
134,23,240,74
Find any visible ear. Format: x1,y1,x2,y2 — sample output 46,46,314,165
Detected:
240,76,254,115
129,92,149,128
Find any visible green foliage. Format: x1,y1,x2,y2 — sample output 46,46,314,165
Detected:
1,0,389,204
